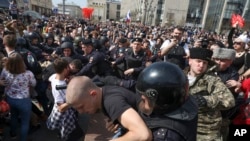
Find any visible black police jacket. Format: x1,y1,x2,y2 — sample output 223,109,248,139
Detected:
141,96,198,141
115,48,146,80
76,50,113,77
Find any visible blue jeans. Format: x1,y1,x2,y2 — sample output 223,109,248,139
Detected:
7,96,32,141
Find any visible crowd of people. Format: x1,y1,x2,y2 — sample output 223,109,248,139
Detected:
0,5,250,141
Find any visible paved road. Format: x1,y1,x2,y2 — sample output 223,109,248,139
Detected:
3,112,113,141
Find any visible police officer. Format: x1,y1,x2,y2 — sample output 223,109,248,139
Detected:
60,41,88,64
109,38,128,61
16,37,42,75
24,32,44,61
112,38,146,81
136,61,198,141
75,39,113,78
60,36,72,44
41,33,59,51
73,36,84,55
99,36,110,55
53,36,72,55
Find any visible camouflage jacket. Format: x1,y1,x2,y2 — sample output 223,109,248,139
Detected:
189,73,235,137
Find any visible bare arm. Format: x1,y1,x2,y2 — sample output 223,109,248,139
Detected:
111,108,152,141
57,103,70,112
160,39,178,56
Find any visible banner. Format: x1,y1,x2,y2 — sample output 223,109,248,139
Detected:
82,8,94,20
231,13,245,28
126,10,131,23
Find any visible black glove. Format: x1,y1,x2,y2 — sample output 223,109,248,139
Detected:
193,95,207,107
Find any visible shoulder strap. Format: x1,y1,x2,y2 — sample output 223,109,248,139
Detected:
244,53,250,69
57,88,66,103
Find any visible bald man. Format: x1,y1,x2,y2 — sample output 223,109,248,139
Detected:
66,76,152,141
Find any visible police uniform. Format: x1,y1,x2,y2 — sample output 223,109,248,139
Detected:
187,48,235,141
60,42,88,64
136,62,198,141
141,97,198,141
73,36,84,55
109,38,128,62
75,39,113,78
113,38,146,81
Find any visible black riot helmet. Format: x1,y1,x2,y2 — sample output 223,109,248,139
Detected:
92,39,102,50
73,36,82,46
16,37,28,48
136,62,187,113
61,41,73,49
99,36,109,45
61,36,72,44
45,33,54,40
27,32,40,42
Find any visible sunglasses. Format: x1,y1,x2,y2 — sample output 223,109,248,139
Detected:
234,42,242,45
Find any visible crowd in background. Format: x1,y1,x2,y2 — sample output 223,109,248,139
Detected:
0,5,250,140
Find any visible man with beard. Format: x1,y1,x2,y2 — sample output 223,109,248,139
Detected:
160,27,189,69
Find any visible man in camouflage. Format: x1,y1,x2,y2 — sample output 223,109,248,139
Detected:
186,48,235,141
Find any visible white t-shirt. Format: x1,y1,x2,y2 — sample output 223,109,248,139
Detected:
187,74,197,86
49,74,67,104
160,40,190,55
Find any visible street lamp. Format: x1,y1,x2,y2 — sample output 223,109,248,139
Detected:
149,7,156,25
142,0,148,25
62,0,66,15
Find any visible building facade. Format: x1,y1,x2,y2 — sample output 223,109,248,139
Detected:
120,0,141,22
0,0,52,16
29,0,53,16
186,0,205,27
87,0,106,22
199,0,250,32
121,0,189,26
57,3,82,19
106,0,121,21
161,0,189,26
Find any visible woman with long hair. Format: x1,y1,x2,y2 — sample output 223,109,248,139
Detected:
0,53,36,141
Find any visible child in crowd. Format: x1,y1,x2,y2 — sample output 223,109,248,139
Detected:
47,58,84,141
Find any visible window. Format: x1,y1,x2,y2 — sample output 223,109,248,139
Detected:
117,5,121,10
158,0,164,5
116,11,120,18
166,12,174,20
157,9,162,14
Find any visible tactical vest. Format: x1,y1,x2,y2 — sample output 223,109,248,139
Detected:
126,50,144,69
167,43,186,69
17,47,42,75
141,114,197,141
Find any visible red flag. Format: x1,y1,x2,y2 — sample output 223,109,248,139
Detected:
231,14,245,28
82,8,94,20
